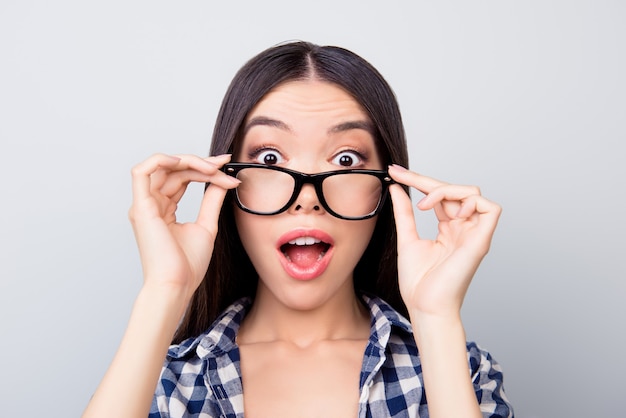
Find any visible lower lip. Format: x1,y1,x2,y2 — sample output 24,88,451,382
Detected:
277,246,333,281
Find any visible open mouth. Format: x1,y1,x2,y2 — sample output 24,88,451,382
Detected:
280,237,331,265
276,230,334,280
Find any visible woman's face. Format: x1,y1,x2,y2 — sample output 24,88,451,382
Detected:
234,79,383,311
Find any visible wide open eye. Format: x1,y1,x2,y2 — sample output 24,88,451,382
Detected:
331,150,364,167
255,149,284,165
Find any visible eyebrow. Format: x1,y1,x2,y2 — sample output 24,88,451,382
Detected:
244,116,291,134
328,120,375,136
244,116,375,136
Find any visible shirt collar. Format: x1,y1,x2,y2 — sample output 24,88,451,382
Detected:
361,293,413,349
166,297,252,360
166,294,412,360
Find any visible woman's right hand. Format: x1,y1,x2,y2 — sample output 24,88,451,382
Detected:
82,154,239,418
128,153,240,303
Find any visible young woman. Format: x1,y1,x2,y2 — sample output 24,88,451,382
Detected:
83,41,513,418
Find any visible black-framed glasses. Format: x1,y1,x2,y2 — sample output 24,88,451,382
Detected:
223,163,394,220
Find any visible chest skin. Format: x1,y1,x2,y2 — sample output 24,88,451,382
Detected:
238,338,369,418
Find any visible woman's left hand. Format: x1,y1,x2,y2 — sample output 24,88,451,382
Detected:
387,164,502,319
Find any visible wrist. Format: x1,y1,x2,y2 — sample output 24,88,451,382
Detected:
408,310,465,343
135,283,193,330
408,311,480,417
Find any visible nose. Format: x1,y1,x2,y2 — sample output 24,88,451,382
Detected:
289,183,324,214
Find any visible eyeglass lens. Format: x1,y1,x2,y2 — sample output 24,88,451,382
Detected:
234,167,383,218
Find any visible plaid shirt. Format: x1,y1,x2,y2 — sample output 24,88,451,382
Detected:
150,295,513,417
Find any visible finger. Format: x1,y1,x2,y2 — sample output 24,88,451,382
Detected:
389,184,421,246
432,200,455,222
452,195,503,255
168,154,225,174
169,186,188,209
416,184,481,211
196,183,229,233
131,154,182,200
159,169,239,198
388,164,448,195
148,154,232,186
388,165,492,220
204,153,233,165
456,194,502,226
149,154,237,197
148,167,169,192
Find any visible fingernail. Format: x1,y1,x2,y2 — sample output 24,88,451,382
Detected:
206,154,231,160
389,164,407,172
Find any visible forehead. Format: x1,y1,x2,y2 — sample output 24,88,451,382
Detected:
246,80,370,123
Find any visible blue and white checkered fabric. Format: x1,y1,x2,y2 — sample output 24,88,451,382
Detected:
150,295,513,417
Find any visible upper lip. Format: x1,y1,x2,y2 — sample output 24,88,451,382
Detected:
276,228,334,249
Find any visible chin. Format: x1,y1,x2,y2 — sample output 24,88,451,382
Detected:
256,271,354,313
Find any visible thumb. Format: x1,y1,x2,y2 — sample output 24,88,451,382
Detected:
196,184,229,234
389,184,421,247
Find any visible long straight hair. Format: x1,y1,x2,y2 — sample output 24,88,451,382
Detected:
173,41,410,343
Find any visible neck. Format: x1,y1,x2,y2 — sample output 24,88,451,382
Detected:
238,280,370,348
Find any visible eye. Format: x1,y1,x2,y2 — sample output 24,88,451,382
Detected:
255,149,284,165
331,150,363,167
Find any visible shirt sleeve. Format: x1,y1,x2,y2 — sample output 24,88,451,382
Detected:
467,342,515,418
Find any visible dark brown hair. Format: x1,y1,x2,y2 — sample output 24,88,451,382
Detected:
173,41,410,343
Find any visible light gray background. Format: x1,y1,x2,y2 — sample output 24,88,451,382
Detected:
1,1,624,417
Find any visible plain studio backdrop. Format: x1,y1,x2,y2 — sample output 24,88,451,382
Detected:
1,1,624,417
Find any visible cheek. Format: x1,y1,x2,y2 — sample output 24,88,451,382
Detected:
357,218,377,242
234,210,255,249
339,218,378,260
234,210,272,261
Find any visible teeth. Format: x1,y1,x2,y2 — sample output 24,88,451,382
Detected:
288,236,321,246
284,250,326,263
